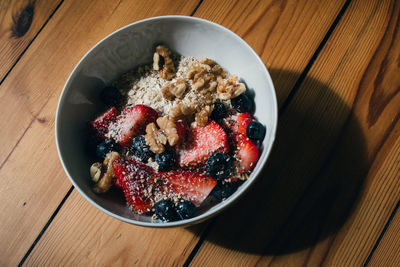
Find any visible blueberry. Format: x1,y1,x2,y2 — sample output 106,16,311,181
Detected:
130,136,154,162
211,183,237,201
155,150,176,171
210,102,227,121
206,153,232,181
246,121,266,141
154,200,177,222
100,86,122,107
96,139,117,159
231,94,253,113
176,201,196,220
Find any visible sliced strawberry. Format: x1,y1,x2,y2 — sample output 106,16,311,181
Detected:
177,120,229,166
112,156,155,213
175,120,187,145
222,112,252,138
115,105,158,147
236,134,259,173
89,107,119,139
153,171,217,206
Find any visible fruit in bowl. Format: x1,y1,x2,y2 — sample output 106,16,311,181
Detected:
56,16,277,227
88,45,266,222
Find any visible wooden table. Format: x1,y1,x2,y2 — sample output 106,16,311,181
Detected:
0,0,399,266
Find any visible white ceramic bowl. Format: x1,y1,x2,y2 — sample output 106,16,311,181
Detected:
56,16,278,227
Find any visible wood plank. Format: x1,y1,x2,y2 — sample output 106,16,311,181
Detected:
22,0,349,265
369,205,400,266
0,0,200,266
0,0,62,81
190,0,400,266
25,189,207,266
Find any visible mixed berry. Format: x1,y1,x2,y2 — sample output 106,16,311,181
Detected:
87,46,266,222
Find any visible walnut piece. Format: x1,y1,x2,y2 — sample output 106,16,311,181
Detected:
153,45,175,80
90,162,102,182
217,75,246,100
145,122,167,154
195,105,213,127
171,103,197,120
157,116,180,146
186,60,227,95
162,79,187,100
93,152,119,193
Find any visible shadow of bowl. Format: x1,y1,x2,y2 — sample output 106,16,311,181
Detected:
187,69,368,255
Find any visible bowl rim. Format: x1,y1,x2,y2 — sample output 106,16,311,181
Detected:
55,15,278,228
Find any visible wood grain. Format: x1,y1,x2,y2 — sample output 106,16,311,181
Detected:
0,0,62,81
190,0,400,266
25,189,207,266
369,207,400,266
22,0,350,265
0,0,199,265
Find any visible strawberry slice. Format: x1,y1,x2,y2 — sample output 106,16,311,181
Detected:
175,120,187,145
222,112,252,138
89,107,119,139
153,171,217,206
115,105,158,147
112,156,155,213
177,120,229,166
236,134,259,173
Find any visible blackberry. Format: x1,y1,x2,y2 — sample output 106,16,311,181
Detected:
210,102,227,121
231,93,253,113
206,153,232,181
155,150,176,171
96,139,117,159
247,121,266,141
130,136,154,162
154,200,177,222
211,182,237,201
176,201,196,220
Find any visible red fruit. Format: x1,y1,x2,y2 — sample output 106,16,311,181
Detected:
153,171,217,206
177,120,229,166
115,105,158,147
112,156,155,213
175,120,187,145
236,134,259,173
89,107,119,139
222,112,252,138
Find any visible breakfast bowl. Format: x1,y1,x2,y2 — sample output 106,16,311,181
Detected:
55,16,278,227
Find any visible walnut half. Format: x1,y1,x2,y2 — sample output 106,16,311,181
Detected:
195,105,213,127
162,79,187,100
217,75,246,100
153,45,175,80
93,152,119,193
145,123,167,154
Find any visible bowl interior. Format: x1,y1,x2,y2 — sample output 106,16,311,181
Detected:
56,16,278,227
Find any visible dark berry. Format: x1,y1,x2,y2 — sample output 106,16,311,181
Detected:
100,86,122,106
154,200,177,222
246,121,266,141
130,136,154,162
87,134,102,157
210,102,227,121
96,139,117,159
231,94,253,113
176,201,196,220
206,153,232,181
155,150,176,171
211,182,237,201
